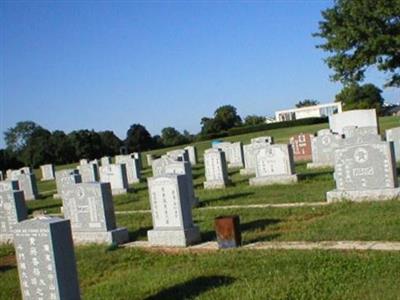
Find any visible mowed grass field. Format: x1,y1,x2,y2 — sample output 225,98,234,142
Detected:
1,116,400,299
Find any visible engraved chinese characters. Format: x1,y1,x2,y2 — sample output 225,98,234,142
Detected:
203,148,230,189
249,144,297,186
327,142,400,202
307,130,342,169
289,133,313,161
62,182,128,244
0,190,27,243
14,217,81,300
147,174,200,247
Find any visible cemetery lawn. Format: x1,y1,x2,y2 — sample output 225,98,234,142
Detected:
3,116,399,299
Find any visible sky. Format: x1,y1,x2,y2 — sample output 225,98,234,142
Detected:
1,1,398,148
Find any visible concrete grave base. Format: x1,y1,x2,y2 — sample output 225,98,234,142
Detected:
239,168,255,176
148,226,201,247
72,227,129,245
204,180,228,190
327,188,400,203
228,163,243,169
111,188,128,195
306,162,333,169
249,174,298,186
0,234,13,244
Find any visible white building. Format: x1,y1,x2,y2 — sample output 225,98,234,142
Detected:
275,102,342,122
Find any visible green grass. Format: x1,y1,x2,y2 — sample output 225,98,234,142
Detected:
3,115,399,299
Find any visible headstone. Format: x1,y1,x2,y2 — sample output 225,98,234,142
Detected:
386,127,400,162
99,164,128,195
14,216,81,300
184,146,198,165
146,154,154,167
327,141,400,202
19,167,32,175
329,109,378,135
131,152,142,169
341,129,382,146
78,163,99,183
101,156,112,166
115,155,141,184
54,169,82,199
307,131,342,169
40,164,55,181
79,159,88,165
152,157,171,177
240,142,267,175
343,126,379,138
165,160,198,207
203,148,230,189
289,133,313,161
62,183,129,244
251,136,273,144
212,142,232,163
6,169,12,180
0,180,19,192
0,190,27,243
14,173,39,201
166,149,189,162
249,144,297,186
147,174,201,247
0,171,3,181
227,142,244,168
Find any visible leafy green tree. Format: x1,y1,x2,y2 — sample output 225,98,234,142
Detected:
335,83,385,113
244,115,266,126
68,130,102,160
214,105,242,130
295,99,320,108
200,117,223,135
50,130,77,164
4,121,42,152
161,127,188,147
315,0,400,87
98,131,122,156
20,128,54,167
125,124,153,152
0,148,23,171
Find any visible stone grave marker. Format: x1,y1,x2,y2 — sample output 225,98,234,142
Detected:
327,141,400,202
79,159,88,165
78,163,99,183
227,142,244,168
115,155,141,184
386,127,400,162
14,216,81,300
204,148,230,189
184,146,198,165
251,136,273,144
240,142,268,175
329,109,378,135
0,180,19,192
62,182,129,244
14,173,39,201
250,144,297,186
307,130,342,169
54,169,82,199
40,164,55,181
99,164,128,195
147,174,201,247
289,133,313,161
146,154,154,167
0,190,27,243
101,156,112,166
212,142,232,164
166,149,189,162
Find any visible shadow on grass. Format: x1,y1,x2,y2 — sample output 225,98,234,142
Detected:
199,192,254,206
144,276,235,300
0,265,15,273
297,169,333,181
129,226,152,241
241,218,281,244
28,203,62,214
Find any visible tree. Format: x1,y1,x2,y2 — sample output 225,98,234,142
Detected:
161,127,188,147
4,121,42,152
244,115,265,126
98,131,122,156
20,128,54,167
295,99,320,108
315,0,400,87
68,130,102,160
50,130,76,164
0,148,23,171
214,105,242,130
200,117,223,135
125,124,153,152
335,83,385,113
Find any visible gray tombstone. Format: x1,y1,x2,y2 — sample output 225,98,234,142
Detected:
166,149,190,162
327,141,400,202
0,180,19,192
79,159,88,165
249,144,297,186
204,148,230,189
184,146,198,166
62,182,129,244
99,164,128,195
100,156,112,166
146,154,154,167
227,142,244,168
251,136,274,144
54,169,82,199
212,142,232,164
14,216,81,300
78,163,99,183
15,173,39,201
240,142,268,175
386,127,400,162
307,131,343,169
329,109,378,135
147,174,201,247
131,152,142,169
40,164,55,181
115,155,141,184
0,190,27,243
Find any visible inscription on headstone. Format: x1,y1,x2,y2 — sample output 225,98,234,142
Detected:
204,148,230,189
307,131,342,169
78,163,99,183
289,133,313,161
54,169,82,199
0,190,27,243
